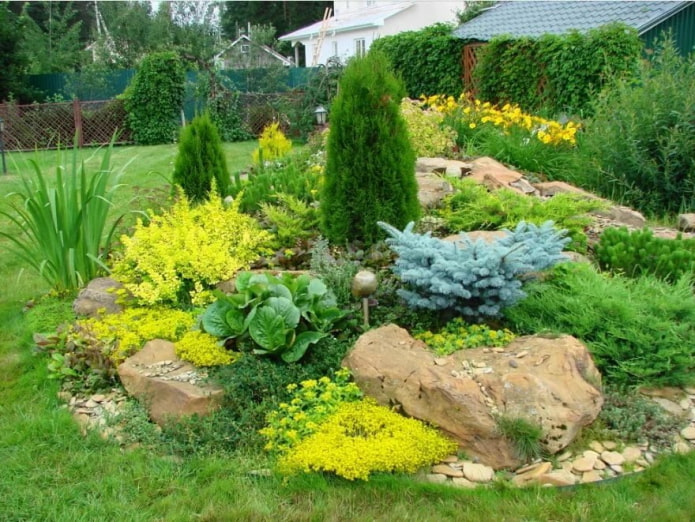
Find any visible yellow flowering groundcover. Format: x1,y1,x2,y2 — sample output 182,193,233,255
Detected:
278,399,457,481
260,368,362,454
174,330,239,367
415,317,516,356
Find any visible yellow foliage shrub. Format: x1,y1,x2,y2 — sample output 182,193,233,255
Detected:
112,191,273,307
252,122,292,165
400,98,457,157
76,308,196,363
278,399,457,481
175,330,239,367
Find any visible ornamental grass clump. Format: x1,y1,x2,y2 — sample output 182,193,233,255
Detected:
259,368,362,455
415,318,516,356
112,190,273,307
0,142,126,294
278,399,457,481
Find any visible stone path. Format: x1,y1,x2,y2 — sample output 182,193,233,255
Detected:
424,386,695,488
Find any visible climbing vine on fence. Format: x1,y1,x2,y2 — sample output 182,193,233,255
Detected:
474,23,642,115
370,23,466,98
123,52,185,145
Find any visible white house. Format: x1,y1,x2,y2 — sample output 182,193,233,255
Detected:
278,1,464,66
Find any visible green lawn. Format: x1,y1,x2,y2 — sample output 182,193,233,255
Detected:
1,143,695,521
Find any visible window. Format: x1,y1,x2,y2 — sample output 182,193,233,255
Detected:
354,38,366,57
241,44,250,54
332,41,339,57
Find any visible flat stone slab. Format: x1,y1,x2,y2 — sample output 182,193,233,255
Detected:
118,339,224,426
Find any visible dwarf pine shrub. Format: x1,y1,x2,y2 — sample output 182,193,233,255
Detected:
596,227,695,283
172,112,230,202
321,51,420,246
379,220,570,319
505,263,695,387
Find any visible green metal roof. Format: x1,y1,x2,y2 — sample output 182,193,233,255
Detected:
453,1,690,40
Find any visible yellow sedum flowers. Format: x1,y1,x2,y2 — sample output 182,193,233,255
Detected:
112,191,273,307
174,330,239,367
76,307,195,363
278,399,457,481
415,318,516,356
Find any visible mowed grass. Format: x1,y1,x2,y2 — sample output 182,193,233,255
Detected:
1,143,695,521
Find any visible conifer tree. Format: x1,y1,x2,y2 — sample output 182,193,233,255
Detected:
172,112,230,203
320,51,420,246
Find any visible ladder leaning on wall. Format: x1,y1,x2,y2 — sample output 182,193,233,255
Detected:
311,7,332,67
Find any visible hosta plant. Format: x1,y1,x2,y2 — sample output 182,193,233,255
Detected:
201,271,349,363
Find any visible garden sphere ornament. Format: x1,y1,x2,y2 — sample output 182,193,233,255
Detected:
352,270,378,327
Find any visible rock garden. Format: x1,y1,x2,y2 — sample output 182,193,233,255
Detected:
2,40,695,519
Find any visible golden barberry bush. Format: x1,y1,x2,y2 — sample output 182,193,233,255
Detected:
278,399,457,481
112,191,273,307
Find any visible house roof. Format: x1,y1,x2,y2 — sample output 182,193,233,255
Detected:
214,34,293,66
452,1,689,41
279,2,414,43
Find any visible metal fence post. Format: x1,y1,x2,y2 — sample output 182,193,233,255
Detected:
73,98,84,147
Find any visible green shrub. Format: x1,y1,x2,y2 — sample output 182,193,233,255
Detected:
321,51,420,246
252,122,292,166
260,194,320,250
370,23,465,98
172,112,231,202
0,142,125,294
438,178,604,252
596,227,695,283
124,51,185,145
309,237,360,308
475,24,642,115
577,37,695,215
505,263,695,387
234,150,322,214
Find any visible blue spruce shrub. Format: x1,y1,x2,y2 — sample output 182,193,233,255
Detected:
378,221,570,319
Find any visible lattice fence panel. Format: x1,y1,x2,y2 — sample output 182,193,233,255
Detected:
0,99,131,151
81,99,131,145
463,43,486,96
0,101,75,151
238,92,304,136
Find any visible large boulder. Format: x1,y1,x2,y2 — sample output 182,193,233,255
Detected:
118,339,224,426
343,325,603,470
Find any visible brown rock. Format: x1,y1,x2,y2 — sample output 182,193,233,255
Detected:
592,205,646,228
677,213,695,232
581,470,602,483
512,461,552,486
416,172,454,208
462,462,495,483
117,339,224,426
416,157,472,178
451,477,477,489
509,178,539,196
431,464,464,478
680,427,695,440
538,470,576,487
467,157,523,188
600,451,625,466
532,181,596,199
622,446,642,463
73,277,124,317
343,325,603,469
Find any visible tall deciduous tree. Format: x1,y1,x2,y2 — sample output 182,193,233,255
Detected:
320,51,420,246
221,1,332,40
0,3,30,101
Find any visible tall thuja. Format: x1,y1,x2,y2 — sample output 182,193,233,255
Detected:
173,112,230,202
321,51,420,246
378,220,570,319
